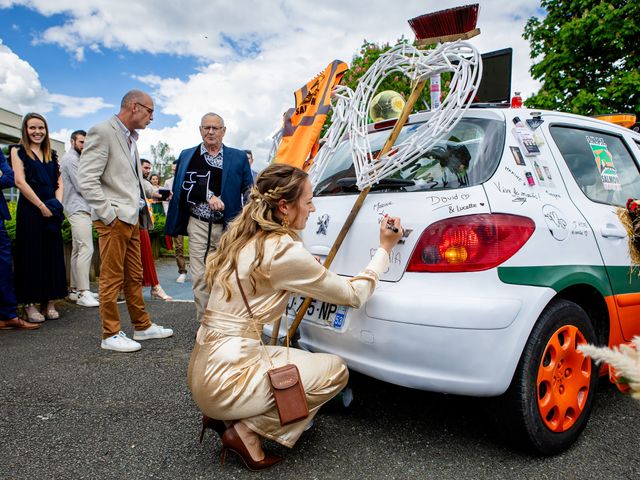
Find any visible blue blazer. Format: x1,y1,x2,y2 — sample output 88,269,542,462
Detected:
0,149,15,221
165,144,253,236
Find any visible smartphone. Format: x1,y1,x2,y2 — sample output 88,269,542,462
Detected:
158,188,171,200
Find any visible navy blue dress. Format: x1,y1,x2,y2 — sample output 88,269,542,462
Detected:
14,145,67,304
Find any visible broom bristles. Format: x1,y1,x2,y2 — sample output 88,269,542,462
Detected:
409,4,479,40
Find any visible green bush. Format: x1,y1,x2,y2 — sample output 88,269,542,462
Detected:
150,212,166,237
4,201,16,244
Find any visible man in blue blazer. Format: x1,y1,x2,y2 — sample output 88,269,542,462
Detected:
0,149,39,329
165,113,253,320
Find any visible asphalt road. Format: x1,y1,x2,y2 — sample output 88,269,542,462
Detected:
1,298,639,480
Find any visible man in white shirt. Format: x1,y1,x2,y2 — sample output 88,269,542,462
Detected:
60,130,99,307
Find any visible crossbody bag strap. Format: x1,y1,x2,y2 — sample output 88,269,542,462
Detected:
235,270,290,366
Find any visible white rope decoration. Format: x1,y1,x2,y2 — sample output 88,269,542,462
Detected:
268,127,283,165
307,40,482,190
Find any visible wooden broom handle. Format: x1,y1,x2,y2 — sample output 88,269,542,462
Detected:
286,78,428,340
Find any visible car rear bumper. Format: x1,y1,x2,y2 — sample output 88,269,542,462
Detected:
292,271,556,396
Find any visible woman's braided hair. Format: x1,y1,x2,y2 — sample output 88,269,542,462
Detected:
205,163,309,299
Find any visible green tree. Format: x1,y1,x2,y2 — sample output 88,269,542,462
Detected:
150,141,175,181
524,1,640,117
321,38,444,135
342,38,439,112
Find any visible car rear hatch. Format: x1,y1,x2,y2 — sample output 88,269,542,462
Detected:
301,109,506,281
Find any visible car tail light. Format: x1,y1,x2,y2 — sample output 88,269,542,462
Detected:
407,214,535,272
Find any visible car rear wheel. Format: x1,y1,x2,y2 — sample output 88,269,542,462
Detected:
500,299,598,455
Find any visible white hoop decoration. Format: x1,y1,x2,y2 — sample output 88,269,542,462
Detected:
308,40,482,190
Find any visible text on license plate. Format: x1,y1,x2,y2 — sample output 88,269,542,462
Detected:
286,296,348,330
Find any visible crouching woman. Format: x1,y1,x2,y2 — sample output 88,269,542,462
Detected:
187,164,403,470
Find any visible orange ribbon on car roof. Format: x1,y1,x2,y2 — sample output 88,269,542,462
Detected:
274,59,348,171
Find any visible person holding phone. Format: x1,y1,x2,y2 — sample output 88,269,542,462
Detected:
149,173,165,215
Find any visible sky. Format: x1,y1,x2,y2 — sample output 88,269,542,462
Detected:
0,0,543,170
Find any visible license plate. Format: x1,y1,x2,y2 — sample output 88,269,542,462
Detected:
286,295,348,330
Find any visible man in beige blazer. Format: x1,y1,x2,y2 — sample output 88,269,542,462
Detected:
79,89,173,352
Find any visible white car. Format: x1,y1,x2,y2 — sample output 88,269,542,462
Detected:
280,107,640,455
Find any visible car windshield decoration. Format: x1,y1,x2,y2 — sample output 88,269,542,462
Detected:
314,117,505,195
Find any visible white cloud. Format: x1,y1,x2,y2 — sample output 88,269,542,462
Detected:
0,42,113,118
48,94,112,118
1,0,543,169
0,42,51,114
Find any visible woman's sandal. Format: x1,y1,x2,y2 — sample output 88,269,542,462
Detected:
151,285,173,301
41,301,60,320
43,309,60,320
24,304,45,323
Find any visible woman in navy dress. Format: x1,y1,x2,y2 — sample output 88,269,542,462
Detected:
11,113,67,322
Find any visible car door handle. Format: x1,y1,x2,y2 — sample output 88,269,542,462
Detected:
600,226,626,238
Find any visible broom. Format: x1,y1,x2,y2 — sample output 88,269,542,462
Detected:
285,4,482,341
409,4,481,46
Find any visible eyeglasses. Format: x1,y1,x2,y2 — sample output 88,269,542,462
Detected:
135,102,154,115
200,125,224,132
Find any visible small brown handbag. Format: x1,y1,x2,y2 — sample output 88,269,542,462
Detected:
235,270,309,426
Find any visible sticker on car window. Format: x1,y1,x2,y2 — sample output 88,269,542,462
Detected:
509,146,526,166
586,136,621,191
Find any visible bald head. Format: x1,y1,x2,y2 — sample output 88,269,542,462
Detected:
117,89,154,131
121,90,150,109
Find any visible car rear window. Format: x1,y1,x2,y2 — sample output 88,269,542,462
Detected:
314,117,505,195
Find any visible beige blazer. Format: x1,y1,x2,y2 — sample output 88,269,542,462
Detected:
78,116,150,226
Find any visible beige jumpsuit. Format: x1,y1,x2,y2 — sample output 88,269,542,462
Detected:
187,234,389,447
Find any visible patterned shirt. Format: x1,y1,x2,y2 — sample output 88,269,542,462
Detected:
182,144,224,220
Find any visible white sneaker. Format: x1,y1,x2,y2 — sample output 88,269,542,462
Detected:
101,331,141,352
176,273,187,283
133,323,174,341
70,290,99,301
77,291,99,307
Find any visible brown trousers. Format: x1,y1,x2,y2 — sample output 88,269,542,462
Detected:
94,219,152,338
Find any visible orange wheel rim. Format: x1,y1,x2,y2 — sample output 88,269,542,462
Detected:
536,325,592,432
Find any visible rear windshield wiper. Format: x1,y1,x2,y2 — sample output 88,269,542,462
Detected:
336,177,415,191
